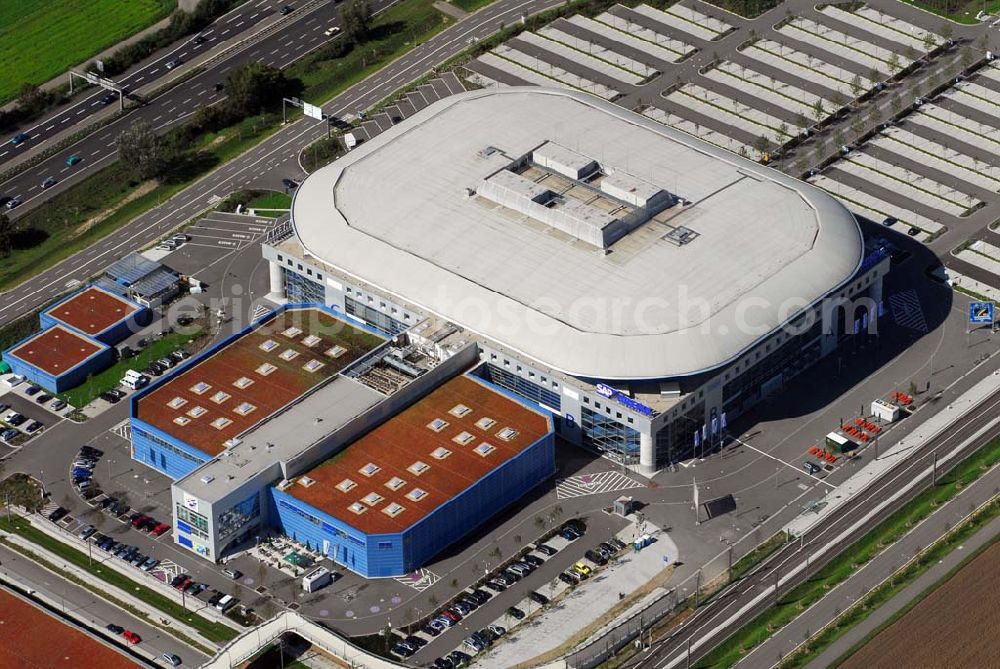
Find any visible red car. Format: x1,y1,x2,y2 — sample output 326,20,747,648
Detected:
151,523,170,536
122,630,141,644
130,514,149,528
441,609,462,623
173,577,192,591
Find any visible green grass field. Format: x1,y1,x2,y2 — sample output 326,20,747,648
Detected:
0,0,174,104
248,191,292,210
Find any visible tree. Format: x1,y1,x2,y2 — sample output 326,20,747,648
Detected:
852,117,864,139
224,62,298,118
903,44,917,64
116,119,167,180
812,99,825,123
890,93,902,114
340,0,372,45
777,122,789,140
887,53,901,74
939,21,953,44
960,46,974,70
923,33,937,54
849,74,863,100
753,134,770,157
0,213,13,258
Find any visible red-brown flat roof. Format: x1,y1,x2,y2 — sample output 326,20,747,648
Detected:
136,308,384,457
287,375,551,535
0,588,141,669
9,326,103,376
47,286,138,336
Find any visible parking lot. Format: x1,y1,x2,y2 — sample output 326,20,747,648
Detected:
0,379,73,449
811,60,1000,243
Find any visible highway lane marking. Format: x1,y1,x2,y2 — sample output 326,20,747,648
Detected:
270,48,279,55
0,0,544,315
152,115,163,122
61,118,70,123
135,76,145,83
76,109,86,115
44,125,54,131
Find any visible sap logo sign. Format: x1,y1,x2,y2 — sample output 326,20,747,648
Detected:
595,383,615,398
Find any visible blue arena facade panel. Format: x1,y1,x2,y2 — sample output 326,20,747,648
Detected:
270,376,555,578
130,419,212,480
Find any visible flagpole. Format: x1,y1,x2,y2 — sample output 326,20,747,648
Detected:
693,476,700,525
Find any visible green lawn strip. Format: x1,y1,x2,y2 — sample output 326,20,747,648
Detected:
248,191,292,210
0,0,174,104
0,111,283,293
693,433,1000,669
286,0,454,106
782,496,1000,668
2,0,455,295
57,329,204,408
675,89,788,137
0,517,236,645
730,532,789,581
953,284,994,303
899,0,980,24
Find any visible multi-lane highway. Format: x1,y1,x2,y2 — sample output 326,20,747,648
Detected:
0,0,354,215
0,0,297,170
0,0,559,327
626,386,1000,669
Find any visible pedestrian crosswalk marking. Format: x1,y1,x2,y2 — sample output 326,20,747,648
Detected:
888,289,928,333
556,471,643,499
393,568,439,592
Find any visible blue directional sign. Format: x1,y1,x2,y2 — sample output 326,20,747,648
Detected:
969,302,994,325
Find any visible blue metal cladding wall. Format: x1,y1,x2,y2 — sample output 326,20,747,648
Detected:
402,431,555,572
40,286,152,345
267,431,554,577
269,487,406,577
130,418,211,480
3,340,114,394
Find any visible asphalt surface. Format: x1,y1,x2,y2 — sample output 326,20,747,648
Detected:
0,543,209,667
0,0,559,327
625,385,1000,669
0,0,358,219
0,0,288,170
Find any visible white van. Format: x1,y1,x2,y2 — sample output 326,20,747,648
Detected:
121,370,149,390
215,594,237,612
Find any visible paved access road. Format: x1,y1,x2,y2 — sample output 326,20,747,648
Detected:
0,0,289,170
0,0,560,327
0,543,210,667
0,0,358,219
625,385,1000,669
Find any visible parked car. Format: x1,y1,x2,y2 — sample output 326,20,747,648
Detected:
609,537,627,551
560,527,579,541
585,549,607,566
468,588,491,605
122,630,141,644
170,574,189,588
51,400,67,411
151,522,170,536
130,514,150,528
100,391,121,404
141,557,159,571
432,658,454,669
431,614,455,628
523,554,544,567
441,609,462,623
47,507,68,522
162,654,182,667
7,414,26,427
447,651,472,666
506,606,525,620
222,568,242,580
559,571,579,586
77,524,96,540
535,543,557,556
106,623,124,634
422,623,442,637
24,385,41,396
572,562,592,578
130,553,147,567
403,635,427,649
391,642,416,658
462,636,485,653
484,580,505,593
528,591,549,606
282,178,297,189
36,393,52,404
80,445,103,457
25,421,43,434
1,428,18,442
487,624,506,637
